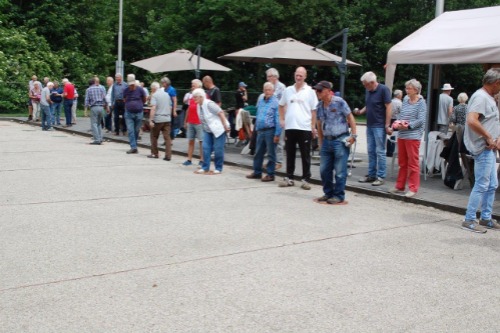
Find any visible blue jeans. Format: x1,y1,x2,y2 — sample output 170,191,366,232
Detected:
40,104,51,130
253,128,277,176
50,102,62,125
202,131,226,172
320,136,350,201
124,111,143,149
366,126,387,179
64,100,73,125
90,106,105,143
465,149,498,221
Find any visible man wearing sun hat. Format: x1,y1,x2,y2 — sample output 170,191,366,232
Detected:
437,83,454,134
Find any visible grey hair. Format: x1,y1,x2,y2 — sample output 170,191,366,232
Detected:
405,79,422,94
482,68,500,85
393,89,403,97
191,79,203,88
192,88,206,100
62,78,69,84
457,92,468,103
33,81,42,87
360,71,377,83
47,82,54,88
150,82,160,90
160,77,171,85
263,82,274,90
115,73,122,78
266,68,279,78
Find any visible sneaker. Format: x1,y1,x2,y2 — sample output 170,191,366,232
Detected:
198,160,204,166
213,170,221,174
126,148,138,154
195,168,208,174
389,188,405,194
182,160,193,166
278,177,294,187
300,180,311,190
327,197,343,204
359,175,376,183
479,218,500,230
461,220,487,233
405,191,417,198
316,195,330,202
147,154,159,159
371,177,385,186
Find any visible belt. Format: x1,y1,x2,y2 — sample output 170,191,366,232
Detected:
324,132,348,140
258,127,275,132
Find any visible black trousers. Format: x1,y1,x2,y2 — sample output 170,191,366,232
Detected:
285,129,312,181
113,100,127,134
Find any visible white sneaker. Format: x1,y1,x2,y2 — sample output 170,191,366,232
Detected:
405,191,417,198
371,177,385,186
213,170,221,175
300,180,311,190
195,169,207,174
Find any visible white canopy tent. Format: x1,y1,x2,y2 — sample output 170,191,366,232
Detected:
385,5,500,90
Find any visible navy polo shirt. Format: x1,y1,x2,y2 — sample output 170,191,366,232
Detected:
365,83,391,127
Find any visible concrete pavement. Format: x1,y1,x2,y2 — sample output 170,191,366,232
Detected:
1,119,500,332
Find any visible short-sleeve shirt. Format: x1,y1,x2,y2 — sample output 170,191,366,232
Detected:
279,84,318,131
391,98,402,120
274,81,286,101
438,93,453,125
123,86,146,113
150,90,172,123
205,86,221,104
50,87,63,103
40,87,51,106
316,96,351,136
365,83,391,127
464,88,500,156
64,83,75,100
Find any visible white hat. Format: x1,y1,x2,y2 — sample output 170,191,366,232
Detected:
127,74,136,85
441,83,454,90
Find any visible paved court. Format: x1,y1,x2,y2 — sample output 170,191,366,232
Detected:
1,120,499,332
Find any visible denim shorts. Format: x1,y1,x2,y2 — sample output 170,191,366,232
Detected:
187,123,203,141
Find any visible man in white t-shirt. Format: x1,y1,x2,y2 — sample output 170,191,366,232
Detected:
462,68,500,233
437,83,454,134
278,66,318,190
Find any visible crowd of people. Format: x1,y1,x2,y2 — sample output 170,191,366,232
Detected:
28,67,500,232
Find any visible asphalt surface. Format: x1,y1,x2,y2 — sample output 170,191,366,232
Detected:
1,119,499,332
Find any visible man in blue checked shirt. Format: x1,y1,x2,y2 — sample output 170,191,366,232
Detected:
246,82,282,182
314,81,357,204
84,78,108,145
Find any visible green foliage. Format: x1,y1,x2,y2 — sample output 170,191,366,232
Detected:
1,0,499,113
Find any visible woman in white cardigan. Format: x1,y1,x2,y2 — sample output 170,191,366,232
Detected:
192,88,230,174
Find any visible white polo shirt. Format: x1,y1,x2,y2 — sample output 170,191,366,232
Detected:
279,84,318,131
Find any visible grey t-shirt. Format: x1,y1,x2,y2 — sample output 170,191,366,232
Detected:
150,90,172,123
40,87,51,106
464,88,500,156
391,97,402,119
437,93,453,125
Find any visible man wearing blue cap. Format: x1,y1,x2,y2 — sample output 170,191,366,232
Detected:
235,82,248,109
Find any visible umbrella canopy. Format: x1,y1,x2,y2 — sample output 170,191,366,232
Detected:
219,37,360,67
131,49,231,73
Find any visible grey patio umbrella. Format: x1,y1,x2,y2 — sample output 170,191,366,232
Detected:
131,48,231,78
219,37,360,67
219,36,360,97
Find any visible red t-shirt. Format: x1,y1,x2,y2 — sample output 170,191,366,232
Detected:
64,83,75,100
186,98,201,125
